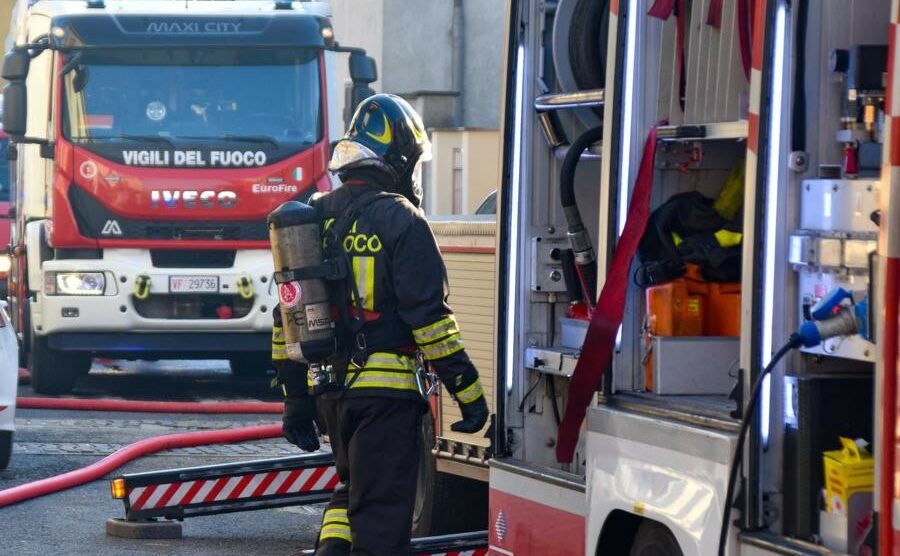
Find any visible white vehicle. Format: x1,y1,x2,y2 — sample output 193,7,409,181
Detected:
0,300,17,469
2,0,376,394
482,0,900,555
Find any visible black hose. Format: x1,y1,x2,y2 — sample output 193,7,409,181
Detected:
717,336,801,556
790,0,808,154
560,126,603,209
560,126,604,303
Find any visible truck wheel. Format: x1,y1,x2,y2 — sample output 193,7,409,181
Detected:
629,521,684,556
0,431,12,469
412,411,488,537
228,353,273,377
29,335,90,395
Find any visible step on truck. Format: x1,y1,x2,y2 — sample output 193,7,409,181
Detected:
1,0,377,394
486,0,900,554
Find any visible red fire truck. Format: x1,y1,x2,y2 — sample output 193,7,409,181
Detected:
2,0,376,394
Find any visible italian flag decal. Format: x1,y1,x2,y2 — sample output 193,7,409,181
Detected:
293,167,303,181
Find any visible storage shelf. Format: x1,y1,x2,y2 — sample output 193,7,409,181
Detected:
657,120,748,142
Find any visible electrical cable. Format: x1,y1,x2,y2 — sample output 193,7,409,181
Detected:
518,374,544,413
717,336,800,556
547,376,561,426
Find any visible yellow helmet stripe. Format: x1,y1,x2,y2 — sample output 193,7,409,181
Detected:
365,114,392,145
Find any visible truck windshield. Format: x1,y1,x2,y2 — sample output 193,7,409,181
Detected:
62,48,321,159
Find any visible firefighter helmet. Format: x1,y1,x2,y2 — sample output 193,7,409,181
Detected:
329,94,432,206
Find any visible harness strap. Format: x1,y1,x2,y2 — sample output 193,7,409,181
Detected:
274,258,347,283
556,128,659,463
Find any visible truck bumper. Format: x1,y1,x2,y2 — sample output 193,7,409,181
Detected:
33,249,278,336
48,332,270,358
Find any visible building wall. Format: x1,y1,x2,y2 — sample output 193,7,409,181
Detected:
0,0,15,87
461,0,505,129
426,129,500,215
330,0,504,130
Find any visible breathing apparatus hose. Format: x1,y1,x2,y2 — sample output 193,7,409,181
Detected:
560,126,604,305
717,336,801,556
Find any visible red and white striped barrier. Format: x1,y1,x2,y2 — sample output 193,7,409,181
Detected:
128,465,339,511
113,452,337,521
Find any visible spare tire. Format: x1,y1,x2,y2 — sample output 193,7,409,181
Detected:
553,0,611,128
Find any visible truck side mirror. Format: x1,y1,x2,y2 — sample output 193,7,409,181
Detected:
2,50,29,81
3,82,27,138
345,53,378,128
348,52,377,84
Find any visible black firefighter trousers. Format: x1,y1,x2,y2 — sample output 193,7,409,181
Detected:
315,396,423,556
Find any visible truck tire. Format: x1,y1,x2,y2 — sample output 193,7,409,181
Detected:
412,411,488,537
629,521,684,556
29,335,90,395
228,353,274,377
0,430,11,469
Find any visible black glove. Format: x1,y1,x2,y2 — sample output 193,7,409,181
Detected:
283,394,320,452
451,395,489,433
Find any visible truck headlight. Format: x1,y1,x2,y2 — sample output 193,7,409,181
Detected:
45,272,106,296
0,255,10,275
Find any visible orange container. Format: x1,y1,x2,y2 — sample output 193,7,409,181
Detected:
645,266,706,337
706,282,741,336
643,264,741,390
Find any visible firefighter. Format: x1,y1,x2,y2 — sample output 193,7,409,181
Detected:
274,93,489,555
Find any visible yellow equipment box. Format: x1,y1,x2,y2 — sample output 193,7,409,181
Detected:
823,437,873,517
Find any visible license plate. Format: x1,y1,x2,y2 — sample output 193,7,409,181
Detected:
169,276,219,293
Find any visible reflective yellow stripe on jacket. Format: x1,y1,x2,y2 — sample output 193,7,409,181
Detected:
319,508,351,543
272,325,287,361
345,352,419,392
412,316,465,361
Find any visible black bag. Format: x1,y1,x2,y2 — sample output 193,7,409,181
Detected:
636,191,742,286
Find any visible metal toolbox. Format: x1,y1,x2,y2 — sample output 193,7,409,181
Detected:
651,336,739,395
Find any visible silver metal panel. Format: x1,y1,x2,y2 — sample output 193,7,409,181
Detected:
559,317,587,349
843,239,877,269
651,336,739,395
800,180,880,233
525,346,578,377
587,405,735,465
529,236,568,293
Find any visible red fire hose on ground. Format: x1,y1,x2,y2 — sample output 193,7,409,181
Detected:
5,369,286,508
0,424,282,508
16,397,283,414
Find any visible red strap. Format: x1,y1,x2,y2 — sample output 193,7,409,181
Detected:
556,128,659,464
737,0,752,79
707,0,723,28
648,0,686,111
647,0,675,18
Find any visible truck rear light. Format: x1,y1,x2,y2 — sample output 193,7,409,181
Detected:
110,478,126,500
45,272,106,296
0,255,10,275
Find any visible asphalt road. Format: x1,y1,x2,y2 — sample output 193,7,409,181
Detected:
0,360,326,556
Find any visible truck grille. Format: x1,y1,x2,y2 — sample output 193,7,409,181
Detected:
133,294,254,320
69,185,268,242
151,250,237,268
